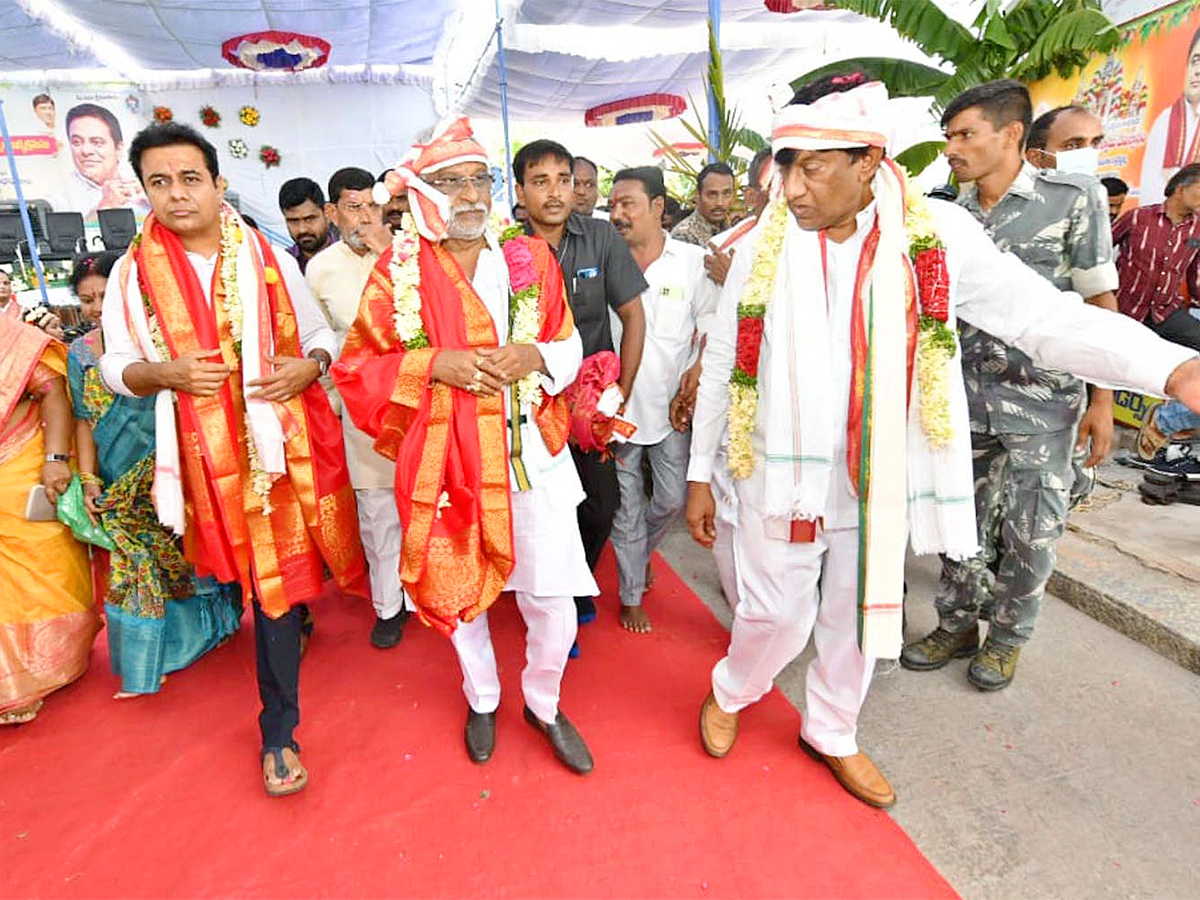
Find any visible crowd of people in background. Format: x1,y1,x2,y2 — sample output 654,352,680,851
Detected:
3,70,1200,813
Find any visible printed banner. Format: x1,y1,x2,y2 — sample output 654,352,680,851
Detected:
0,84,149,222
1030,0,1200,206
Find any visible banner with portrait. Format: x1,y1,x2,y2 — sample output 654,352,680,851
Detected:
1029,0,1200,207
0,83,149,223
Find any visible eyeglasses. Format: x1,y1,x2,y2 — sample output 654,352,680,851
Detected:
428,173,493,195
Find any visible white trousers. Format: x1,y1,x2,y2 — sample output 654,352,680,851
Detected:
449,592,577,724
712,510,874,757
355,488,413,620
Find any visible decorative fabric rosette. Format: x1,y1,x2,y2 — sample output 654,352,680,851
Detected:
228,138,249,159
259,145,282,168
200,105,221,128
153,106,173,123
239,105,260,127
726,198,788,479
906,192,955,448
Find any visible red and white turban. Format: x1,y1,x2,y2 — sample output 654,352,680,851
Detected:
770,80,892,155
374,115,490,242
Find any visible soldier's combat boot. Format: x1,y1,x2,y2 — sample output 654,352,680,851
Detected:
900,626,980,671
967,636,1022,691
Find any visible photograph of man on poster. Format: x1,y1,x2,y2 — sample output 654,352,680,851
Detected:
50,102,148,221
1139,25,1200,204
32,94,56,131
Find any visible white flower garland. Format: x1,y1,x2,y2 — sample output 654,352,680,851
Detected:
389,213,427,349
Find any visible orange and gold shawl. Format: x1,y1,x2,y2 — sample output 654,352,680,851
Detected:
333,235,572,636
128,216,367,617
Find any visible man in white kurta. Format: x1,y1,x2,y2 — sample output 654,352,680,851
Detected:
306,205,416,649
687,77,1200,809
333,117,598,774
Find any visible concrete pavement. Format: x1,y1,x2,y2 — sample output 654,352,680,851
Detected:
657,523,1200,900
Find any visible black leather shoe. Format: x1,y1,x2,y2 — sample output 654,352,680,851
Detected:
523,705,593,774
464,709,496,763
369,609,409,649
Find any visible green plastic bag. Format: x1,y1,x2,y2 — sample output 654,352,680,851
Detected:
56,476,116,551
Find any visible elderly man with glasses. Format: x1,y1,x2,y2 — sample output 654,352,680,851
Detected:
333,117,599,774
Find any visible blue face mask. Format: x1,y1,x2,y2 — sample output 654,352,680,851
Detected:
1055,147,1100,177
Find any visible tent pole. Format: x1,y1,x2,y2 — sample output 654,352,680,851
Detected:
0,96,50,306
495,0,515,212
707,0,721,162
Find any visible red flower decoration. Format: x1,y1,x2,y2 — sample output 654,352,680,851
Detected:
259,145,282,169
734,316,765,380
914,248,950,322
199,105,221,128
153,106,173,124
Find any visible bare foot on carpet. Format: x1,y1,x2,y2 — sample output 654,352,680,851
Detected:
114,675,166,699
621,605,652,634
644,560,655,593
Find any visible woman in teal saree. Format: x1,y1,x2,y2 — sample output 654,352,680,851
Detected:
67,253,241,697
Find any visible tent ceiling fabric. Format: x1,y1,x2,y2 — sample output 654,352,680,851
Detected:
2,0,453,73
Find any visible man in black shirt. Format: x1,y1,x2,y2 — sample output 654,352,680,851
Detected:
515,140,648,627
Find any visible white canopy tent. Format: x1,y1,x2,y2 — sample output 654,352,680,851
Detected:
1,0,999,299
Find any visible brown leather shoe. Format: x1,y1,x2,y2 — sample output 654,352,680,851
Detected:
699,691,739,757
799,737,896,808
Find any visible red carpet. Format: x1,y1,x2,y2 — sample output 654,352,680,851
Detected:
1,550,955,899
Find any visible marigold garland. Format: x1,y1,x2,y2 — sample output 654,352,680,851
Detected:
152,106,173,123
905,190,955,449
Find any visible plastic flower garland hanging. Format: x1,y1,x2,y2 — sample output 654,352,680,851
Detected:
228,138,249,160
259,145,282,168
199,105,221,128
153,106,173,123
905,191,955,448
239,105,260,127
726,197,788,479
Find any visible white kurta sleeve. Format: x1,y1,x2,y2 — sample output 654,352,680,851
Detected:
99,259,144,398
939,201,1195,397
536,328,583,397
686,234,748,483
1138,108,1171,206
277,249,337,359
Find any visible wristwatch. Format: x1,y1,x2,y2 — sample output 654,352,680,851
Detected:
309,349,332,378
45,453,69,463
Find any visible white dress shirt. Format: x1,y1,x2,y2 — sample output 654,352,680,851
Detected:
100,242,337,397
688,199,1197,515
611,234,715,445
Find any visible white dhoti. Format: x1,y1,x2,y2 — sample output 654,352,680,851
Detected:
710,446,741,610
354,488,413,620
712,496,874,757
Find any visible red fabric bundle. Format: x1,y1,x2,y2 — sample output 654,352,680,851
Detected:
562,351,621,454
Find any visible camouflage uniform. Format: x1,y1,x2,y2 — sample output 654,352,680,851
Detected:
936,164,1119,645
670,210,722,247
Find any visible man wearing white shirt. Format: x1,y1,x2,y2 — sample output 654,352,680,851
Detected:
685,75,1200,809
1139,27,1200,205
307,166,416,649
52,103,149,221
99,122,368,797
334,118,598,774
608,167,714,634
